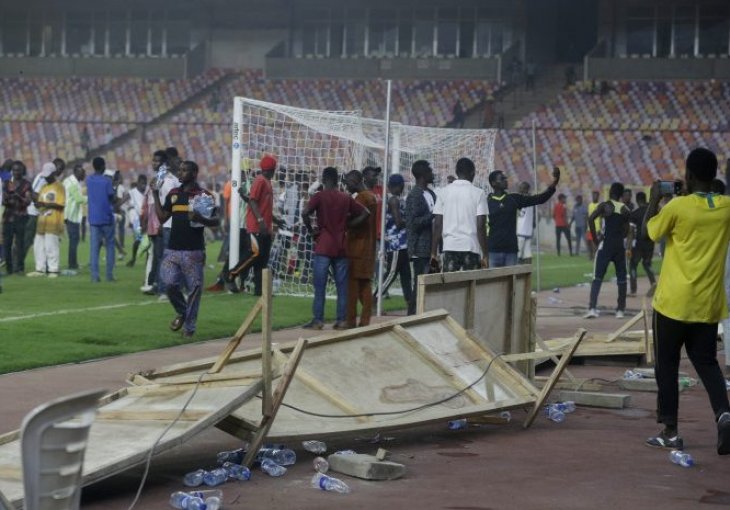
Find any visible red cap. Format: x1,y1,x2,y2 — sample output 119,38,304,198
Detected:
260,155,277,171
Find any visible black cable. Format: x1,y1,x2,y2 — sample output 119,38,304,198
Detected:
260,353,504,419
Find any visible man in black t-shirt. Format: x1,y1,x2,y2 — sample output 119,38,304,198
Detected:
152,161,219,337
628,191,656,296
486,167,559,267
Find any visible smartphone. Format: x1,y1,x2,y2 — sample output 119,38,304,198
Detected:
659,180,682,196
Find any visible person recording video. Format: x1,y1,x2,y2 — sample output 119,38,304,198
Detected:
642,147,730,455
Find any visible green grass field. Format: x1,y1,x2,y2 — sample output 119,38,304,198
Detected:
0,240,660,374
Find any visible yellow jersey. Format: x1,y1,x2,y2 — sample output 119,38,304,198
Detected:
647,193,730,323
36,181,66,236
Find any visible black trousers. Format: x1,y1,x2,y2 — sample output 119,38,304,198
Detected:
653,310,730,428
629,244,656,294
231,232,272,296
409,256,430,315
66,220,81,269
589,244,627,311
373,249,413,307
555,226,572,256
2,216,28,273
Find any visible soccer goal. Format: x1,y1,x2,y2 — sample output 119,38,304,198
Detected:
229,96,497,296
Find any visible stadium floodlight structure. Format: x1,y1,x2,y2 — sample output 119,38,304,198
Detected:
229,96,497,301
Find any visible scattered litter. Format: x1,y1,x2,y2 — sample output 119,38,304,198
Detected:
366,432,395,444
203,468,228,487
311,472,351,494
333,449,357,455
679,376,698,390
623,369,645,380
222,462,251,481
552,401,576,414
170,489,222,509
183,469,206,487
260,458,287,477
499,411,512,422
544,404,566,423
575,282,588,287
313,456,329,473
447,418,468,430
375,448,389,461
302,440,327,454
256,446,296,466
669,450,694,468
216,447,246,465
552,288,560,293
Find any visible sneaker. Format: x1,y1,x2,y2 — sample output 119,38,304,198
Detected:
169,315,185,332
718,412,730,455
226,282,241,294
140,284,154,293
302,320,324,330
26,271,45,277
584,308,599,319
206,281,225,292
333,321,350,330
616,310,625,319
646,430,683,450
181,330,195,338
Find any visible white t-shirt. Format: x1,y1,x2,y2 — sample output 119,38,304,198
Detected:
433,179,489,255
517,205,535,238
159,173,181,228
27,174,47,216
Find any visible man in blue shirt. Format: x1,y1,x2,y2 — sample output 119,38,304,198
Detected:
87,157,116,282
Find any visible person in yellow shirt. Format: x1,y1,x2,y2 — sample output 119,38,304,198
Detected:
643,147,730,455
28,163,66,277
586,190,601,260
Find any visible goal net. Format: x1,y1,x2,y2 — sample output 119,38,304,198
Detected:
230,97,497,296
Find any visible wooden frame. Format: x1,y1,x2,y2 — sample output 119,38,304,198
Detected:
416,265,534,375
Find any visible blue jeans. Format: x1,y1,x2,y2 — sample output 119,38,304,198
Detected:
312,254,349,323
489,251,519,268
65,221,80,269
90,223,115,281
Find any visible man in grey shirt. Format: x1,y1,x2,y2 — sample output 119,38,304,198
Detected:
570,195,588,257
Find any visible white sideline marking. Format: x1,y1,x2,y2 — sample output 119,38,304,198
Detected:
0,301,159,323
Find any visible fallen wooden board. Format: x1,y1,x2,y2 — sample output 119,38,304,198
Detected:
133,311,544,441
539,335,648,359
0,380,262,508
557,390,631,409
533,377,604,392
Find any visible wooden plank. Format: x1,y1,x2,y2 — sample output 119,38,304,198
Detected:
418,265,531,285
243,338,307,467
141,310,451,380
261,269,273,416
124,378,261,397
533,377,604,392
605,310,644,342
557,390,631,409
618,378,659,392
156,369,265,385
96,409,209,421
523,329,586,428
642,299,654,365
534,334,576,381
501,349,570,362
465,280,476,330
391,325,482,405
0,467,21,481
210,299,263,374
272,350,370,423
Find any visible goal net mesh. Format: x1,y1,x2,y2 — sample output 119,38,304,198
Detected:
233,97,497,296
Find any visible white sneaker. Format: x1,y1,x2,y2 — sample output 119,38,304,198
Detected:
584,308,599,319
140,284,153,292
616,310,625,319
26,271,45,277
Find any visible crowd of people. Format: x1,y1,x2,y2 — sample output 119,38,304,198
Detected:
2,143,730,454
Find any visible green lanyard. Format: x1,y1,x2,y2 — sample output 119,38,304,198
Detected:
694,192,719,209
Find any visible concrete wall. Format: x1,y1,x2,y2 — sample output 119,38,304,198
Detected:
0,56,187,78
586,56,730,80
266,56,500,80
208,29,287,69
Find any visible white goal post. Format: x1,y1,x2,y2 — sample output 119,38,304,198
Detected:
229,95,497,298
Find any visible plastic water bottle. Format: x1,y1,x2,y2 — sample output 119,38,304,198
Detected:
311,472,351,494
169,492,215,510
313,457,329,473
222,462,251,481
183,469,206,487
554,401,576,414
448,418,468,430
545,405,566,423
499,411,512,422
623,369,643,380
203,468,228,487
260,459,287,477
217,447,246,465
302,440,327,454
188,490,223,500
257,447,296,466
155,163,168,188
333,449,357,455
669,450,694,468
